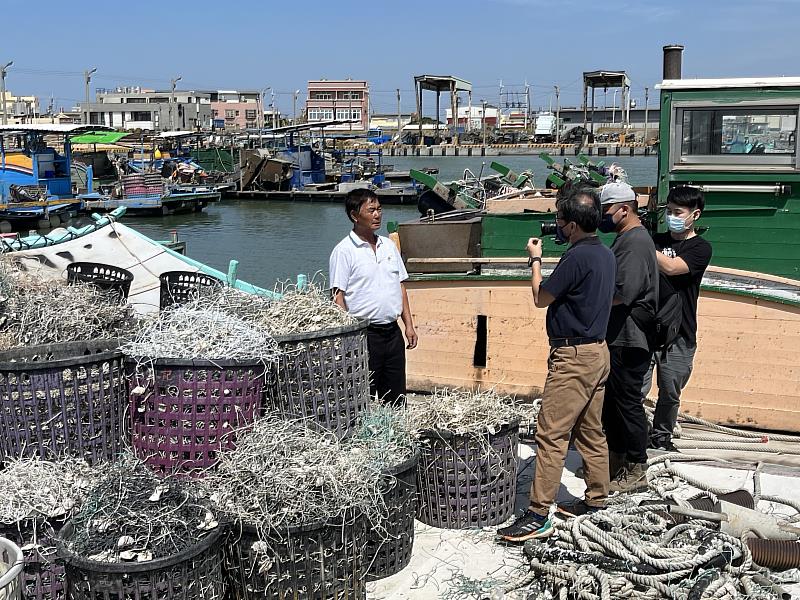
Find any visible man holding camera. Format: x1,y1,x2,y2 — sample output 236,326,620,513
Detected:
497,187,616,542
598,182,658,494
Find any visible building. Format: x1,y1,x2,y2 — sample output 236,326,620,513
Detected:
306,80,369,132
210,90,260,131
558,106,661,139
445,105,499,130
369,113,412,133
0,91,40,124
80,87,214,131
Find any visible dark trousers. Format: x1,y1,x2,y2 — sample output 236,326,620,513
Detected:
603,345,652,464
367,322,406,406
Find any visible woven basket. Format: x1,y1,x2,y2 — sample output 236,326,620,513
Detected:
57,523,224,600
0,520,65,600
65,262,134,303
225,514,366,600
0,341,126,465
364,451,419,581
159,271,222,310
127,357,268,475
266,321,370,439
416,420,519,529
0,536,23,600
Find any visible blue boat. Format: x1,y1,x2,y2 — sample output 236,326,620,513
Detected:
0,124,111,231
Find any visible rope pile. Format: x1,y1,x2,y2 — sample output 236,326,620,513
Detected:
407,388,523,436
63,456,218,563
201,416,385,539
346,403,418,471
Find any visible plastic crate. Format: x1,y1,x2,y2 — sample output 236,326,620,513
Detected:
0,536,23,600
266,322,370,439
416,420,519,529
159,271,222,310
127,357,268,475
0,341,126,465
0,520,65,600
364,452,419,581
65,263,133,303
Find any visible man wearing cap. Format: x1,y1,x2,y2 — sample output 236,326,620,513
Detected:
598,182,658,493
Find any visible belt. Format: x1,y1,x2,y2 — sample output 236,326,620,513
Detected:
367,321,399,332
549,337,603,349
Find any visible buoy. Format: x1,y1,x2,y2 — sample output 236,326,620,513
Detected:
154,149,162,159
0,221,12,234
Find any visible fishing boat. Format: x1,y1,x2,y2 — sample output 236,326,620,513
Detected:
395,46,800,433
0,124,113,232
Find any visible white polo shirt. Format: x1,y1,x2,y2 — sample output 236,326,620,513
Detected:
329,231,409,325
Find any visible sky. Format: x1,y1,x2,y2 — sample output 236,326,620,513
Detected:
3,0,800,116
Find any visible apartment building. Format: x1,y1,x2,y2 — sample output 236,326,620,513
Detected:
81,87,214,131
306,80,369,132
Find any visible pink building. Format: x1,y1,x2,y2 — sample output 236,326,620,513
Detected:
210,90,260,130
306,80,369,132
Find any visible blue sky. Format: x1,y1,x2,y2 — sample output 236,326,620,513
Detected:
4,0,799,115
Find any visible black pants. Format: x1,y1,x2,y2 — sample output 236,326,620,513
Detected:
367,322,406,406
602,345,652,464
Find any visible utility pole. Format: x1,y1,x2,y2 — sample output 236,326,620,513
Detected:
0,61,12,126
524,81,530,132
554,85,560,144
396,88,401,143
612,89,618,125
170,75,182,131
271,90,276,129
481,99,487,147
293,90,299,125
643,86,649,145
83,67,97,125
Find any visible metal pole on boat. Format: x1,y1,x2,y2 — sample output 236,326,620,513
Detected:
0,61,12,126
554,85,560,144
396,89,401,143
170,76,182,131
83,67,96,125
643,87,649,145
481,99,487,147
293,90,299,126
271,91,276,129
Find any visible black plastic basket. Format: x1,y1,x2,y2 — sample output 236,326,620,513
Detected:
265,321,370,439
416,420,519,529
0,340,127,465
225,515,366,600
159,271,223,310
1,519,66,600
365,451,419,581
66,262,134,303
57,522,225,600
126,357,268,475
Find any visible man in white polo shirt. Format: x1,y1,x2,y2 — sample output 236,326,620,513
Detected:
329,188,418,405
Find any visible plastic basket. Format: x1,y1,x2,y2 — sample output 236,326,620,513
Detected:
159,271,223,310
266,321,370,439
57,522,224,600
127,357,268,475
416,420,519,529
0,536,23,600
225,514,366,600
0,341,127,465
65,262,134,303
365,452,419,581
0,520,65,600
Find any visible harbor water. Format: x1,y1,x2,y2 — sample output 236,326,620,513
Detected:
123,155,657,288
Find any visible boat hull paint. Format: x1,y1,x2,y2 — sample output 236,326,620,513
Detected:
404,277,800,433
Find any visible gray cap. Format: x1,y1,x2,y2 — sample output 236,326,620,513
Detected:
600,181,636,205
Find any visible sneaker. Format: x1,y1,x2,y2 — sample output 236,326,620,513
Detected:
648,437,678,452
608,462,649,494
556,500,605,518
496,510,553,542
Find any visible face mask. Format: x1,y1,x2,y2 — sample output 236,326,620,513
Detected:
666,212,696,233
554,223,570,245
598,212,617,233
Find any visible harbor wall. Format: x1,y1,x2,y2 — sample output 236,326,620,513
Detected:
377,144,655,157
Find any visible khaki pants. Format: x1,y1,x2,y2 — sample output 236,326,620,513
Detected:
530,341,611,515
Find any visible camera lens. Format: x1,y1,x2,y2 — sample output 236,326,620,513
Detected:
540,222,558,236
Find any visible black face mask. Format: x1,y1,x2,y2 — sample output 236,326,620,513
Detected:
555,222,570,245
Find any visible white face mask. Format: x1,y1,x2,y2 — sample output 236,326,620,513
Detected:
666,214,687,233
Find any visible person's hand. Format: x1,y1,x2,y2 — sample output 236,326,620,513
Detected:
526,237,543,259
405,325,418,349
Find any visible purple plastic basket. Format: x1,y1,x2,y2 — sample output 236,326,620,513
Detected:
126,357,268,475
1,519,66,600
416,420,519,529
0,340,126,465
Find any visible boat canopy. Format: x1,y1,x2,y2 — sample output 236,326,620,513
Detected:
657,77,800,90
70,131,130,144
0,124,114,135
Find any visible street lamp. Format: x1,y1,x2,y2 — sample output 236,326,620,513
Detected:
84,67,97,125
271,90,276,129
481,99,487,147
170,76,182,131
0,61,13,126
293,89,300,125
258,87,271,148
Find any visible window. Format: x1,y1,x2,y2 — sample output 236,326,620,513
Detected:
130,111,150,121
312,92,332,100
336,108,361,121
246,121,256,129
338,91,362,100
245,109,257,120
126,98,146,103
225,109,236,119
674,105,798,169
308,108,334,121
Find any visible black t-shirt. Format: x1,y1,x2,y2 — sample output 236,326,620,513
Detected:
653,232,713,345
607,226,659,350
541,236,616,341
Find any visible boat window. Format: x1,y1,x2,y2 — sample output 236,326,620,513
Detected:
675,106,798,169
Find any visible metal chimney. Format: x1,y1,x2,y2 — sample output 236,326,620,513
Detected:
663,44,684,80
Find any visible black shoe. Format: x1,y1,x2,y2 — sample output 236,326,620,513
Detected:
648,437,678,452
496,510,553,542
556,500,605,518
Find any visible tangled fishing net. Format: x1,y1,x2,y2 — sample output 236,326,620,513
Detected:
202,415,385,537
62,456,218,563
346,403,418,472
407,388,523,436
0,458,96,525
0,260,135,351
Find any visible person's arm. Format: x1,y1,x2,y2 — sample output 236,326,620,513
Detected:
612,248,647,307
656,251,690,276
527,237,556,308
399,283,417,349
332,288,347,311
329,246,350,311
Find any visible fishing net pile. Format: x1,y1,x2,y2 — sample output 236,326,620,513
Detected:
346,403,418,472
0,259,136,351
62,456,218,563
202,415,385,537
407,388,523,435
